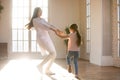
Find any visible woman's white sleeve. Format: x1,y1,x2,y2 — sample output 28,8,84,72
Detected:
41,19,57,29
33,19,50,30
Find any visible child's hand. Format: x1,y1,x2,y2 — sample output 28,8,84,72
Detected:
55,29,68,38
50,28,62,34
55,29,60,35
56,29,63,35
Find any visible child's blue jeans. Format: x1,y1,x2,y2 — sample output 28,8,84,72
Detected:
66,51,79,75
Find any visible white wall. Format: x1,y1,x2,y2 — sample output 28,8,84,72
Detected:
48,0,81,58
102,0,113,66
102,0,112,56
0,0,81,58
0,0,12,42
0,0,12,55
90,0,113,66
90,0,103,65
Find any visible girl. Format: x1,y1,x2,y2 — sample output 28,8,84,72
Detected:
55,24,81,79
26,7,57,75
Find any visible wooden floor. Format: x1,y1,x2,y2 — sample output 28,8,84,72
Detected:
0,59,120,80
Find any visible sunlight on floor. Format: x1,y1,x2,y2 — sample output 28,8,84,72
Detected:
0,58,78,80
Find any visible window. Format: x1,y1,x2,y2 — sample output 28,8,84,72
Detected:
117,0,120,56
86,0,91,54
12,0,48,53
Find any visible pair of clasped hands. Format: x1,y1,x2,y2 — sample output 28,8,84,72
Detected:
50,28,64,36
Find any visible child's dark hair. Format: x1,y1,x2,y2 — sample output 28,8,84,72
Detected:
70,24,81,46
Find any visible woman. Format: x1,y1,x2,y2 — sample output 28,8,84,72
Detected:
55,24,81,79
26,7,57,75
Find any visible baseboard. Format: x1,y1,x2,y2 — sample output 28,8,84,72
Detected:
101,56,113,66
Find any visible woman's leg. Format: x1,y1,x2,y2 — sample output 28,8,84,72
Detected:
39,53,54,65
37,36,56,74
38,51,56,75
45,51,56,74
37,53,52,73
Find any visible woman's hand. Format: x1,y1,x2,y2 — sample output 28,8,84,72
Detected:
55,29,63,35
50,28,57,32
50,28,68,38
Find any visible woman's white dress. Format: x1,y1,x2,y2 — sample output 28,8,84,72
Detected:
33,18,56,56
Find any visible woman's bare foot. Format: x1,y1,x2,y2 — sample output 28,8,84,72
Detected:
37,64,43,74
45,71,55,75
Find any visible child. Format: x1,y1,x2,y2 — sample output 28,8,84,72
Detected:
55,24,81,79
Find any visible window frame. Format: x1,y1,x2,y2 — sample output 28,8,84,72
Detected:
117,0,120,56
86,0,91,54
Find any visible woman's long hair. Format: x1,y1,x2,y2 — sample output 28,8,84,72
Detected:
70,24,81,46
25,7,41,30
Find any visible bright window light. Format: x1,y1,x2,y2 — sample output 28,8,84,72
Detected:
12,0,48,53
0,59,78,80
